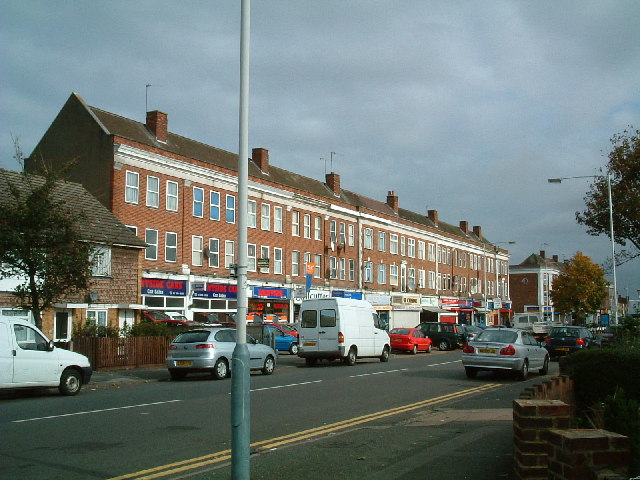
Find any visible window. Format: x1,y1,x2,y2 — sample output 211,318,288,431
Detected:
320,309,337,328
274,206,283,233
208,238,219,267
329,220,337,244
91,245,111,276
428,243,435,262
192,235,204,266
408,268,416,289
378,231,386,252
339,258,346,280
407,238,415,258
339,222,346,245
261,204,271,231
364,228,373,249
314,254,322,278
126,225,137,235
210,191,220,220
418,269,426,288
363,261,374,283
260,246,269,273
248,200,257,228
146,176,159,208
248,244,256,272
437,246,442,263
165,232,177,263
193,187,204,218
314,216,322,240
429,271,436,289
166,181,178,212
348,259,355,281
274,247,283,274
292,251,300,276
400,236,406,256
303,214,311,238
378,264,386,284
348,224,354,246
330,257,337,279
226,195,236,223
225,240,235,268
125,171,139,204
390,234,398,254
292,211,300,236
86,310,108,327
389,265,398,286
145,228,158,260
418,241,425,260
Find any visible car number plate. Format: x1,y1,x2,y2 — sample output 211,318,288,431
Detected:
176,361,192,366
556,347,570,351
303,342,316,347
478,348,497,354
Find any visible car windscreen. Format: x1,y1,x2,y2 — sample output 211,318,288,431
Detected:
173,330,211,343
549,327,579,338
475,330,518,344
390,328,411,335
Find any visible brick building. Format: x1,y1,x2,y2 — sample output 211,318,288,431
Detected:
26,93,512,327
0,168,146,340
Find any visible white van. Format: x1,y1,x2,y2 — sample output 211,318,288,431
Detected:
512,313,540,331
0,316,92,395
297,298,391,366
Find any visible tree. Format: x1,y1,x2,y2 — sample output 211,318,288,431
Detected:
550,252,608,324
576,127,640,268
0,149,93,330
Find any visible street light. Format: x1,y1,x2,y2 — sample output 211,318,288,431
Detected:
547,173,618,325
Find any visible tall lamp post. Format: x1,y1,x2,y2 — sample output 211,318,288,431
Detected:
547,173,618,325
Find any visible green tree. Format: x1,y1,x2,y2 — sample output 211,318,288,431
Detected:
0,152,93,330
576,127,640,267
550,252,608,324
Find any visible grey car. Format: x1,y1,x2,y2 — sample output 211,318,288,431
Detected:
462,327,549,380
166,328,276,381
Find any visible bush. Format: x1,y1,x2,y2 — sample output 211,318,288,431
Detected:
72,321,119,338
127,321,188,337
602,389,640,475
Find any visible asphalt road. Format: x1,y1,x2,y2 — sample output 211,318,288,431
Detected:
0,350,559,480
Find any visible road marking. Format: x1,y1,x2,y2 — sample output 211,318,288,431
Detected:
427,360,461,367
349,368,408,378
11,400,183,423
249,379,323,392
107,383,502,480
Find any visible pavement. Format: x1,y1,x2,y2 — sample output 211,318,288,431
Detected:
89,365,519,479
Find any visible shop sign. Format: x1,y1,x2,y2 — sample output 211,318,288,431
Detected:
421,296,439,307
257,258,270,269
332,290,363,300
391,294,420,306
142,278,187,297
251,286,290,299
493,298,503,309
366,294,391,306
193,283,238,299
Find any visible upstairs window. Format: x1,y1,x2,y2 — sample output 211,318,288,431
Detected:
146,176,159,208
91,245,112,277
226,195,236,223
209,191,220,220
125,171,139,204
193,187,204,218
166,181,178,212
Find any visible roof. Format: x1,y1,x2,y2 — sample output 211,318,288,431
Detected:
74,93,490,246
512,253,565,271
0,168,146,248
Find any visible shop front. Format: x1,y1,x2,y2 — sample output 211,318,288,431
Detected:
390,293,421,329
141,276,189,316
366,294,392,331
248,286,291,322
191,282,238,324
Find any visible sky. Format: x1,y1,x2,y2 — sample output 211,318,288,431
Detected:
1,1,639,307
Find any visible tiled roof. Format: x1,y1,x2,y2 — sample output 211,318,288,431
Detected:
513,253,564,270
0,168,146,248
82,94,491,246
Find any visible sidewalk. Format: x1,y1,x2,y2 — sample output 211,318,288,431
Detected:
88,366,168,388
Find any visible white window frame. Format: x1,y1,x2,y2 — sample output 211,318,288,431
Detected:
314,216,322,240
192,235,204,266
225,240,235,268
407,238,415,258
261,203,271,231
348,224,354,246
339,258,346,280
209,191,220,220
208,238,219,268
248,244,256,272
292,211,300,236
314,254,322,278
339,222,346,245
428,243,435,262
390,234,398,254
330,257,337,279
429,271,436,289
260,246,269,273
145,228,158,260
146,175,159,208
400,236,406,256
418,269,426,289
291,250,300,276
378,231,386,252
226,195,236,224
418,241,425,260
274,247,283,274
166,180,178,212
378,263,386,284
247,200,257,228
274,206,283,233
193,187,204,218
364,228,373,249
303,214,311,238
91,245,112,277
389,264,398,286
348,259,355,281
165,232,177,263
125,170,139,204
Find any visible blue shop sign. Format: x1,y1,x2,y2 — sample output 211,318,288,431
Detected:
332,290,363,300
193,283,238,299
142,278,187,297
251,287,290,299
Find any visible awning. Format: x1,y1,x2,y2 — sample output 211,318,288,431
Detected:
421,306,451,313
475,308,491,314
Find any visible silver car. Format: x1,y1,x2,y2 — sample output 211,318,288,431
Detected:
166,328,276,381
461,327,549,380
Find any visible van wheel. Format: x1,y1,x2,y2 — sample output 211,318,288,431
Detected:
212,358,229,380
439,340,450,351
262,355,275,375
380,346,390,362
58,368,82,396
344,348,357,366
289,343,299,355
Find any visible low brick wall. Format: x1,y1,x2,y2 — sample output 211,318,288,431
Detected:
513,376,630,480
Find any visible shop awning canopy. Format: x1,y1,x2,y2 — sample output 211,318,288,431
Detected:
421,306,452,314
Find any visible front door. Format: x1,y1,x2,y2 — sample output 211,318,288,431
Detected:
12,323,59,384
54,310,72,342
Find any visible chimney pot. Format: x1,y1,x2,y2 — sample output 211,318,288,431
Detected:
428,209,439,226
540,250,546,259
552,255,559,262
459,221,469,234
146,110,168,142
386,191,399,213
252,147,269,174
473,225,482,238
326,172,340,196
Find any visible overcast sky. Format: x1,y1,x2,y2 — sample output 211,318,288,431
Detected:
1,1,638,304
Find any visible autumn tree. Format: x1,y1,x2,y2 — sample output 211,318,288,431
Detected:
550,252,608,324
0,148,93,330
576,127,640,268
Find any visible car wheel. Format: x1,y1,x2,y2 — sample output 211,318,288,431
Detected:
539,355,549,375
344,348,357,366
380,346,390,362
465,367,477,379
58,368,82,396
262,355,275,375
411,344,418,355
213,358,229,380
289,342,299,355
305,357,317,367
169,369,187,381
427,344,432,353
517,360,529,381
439,340,450,351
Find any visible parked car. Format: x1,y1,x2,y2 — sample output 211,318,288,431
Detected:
274,323,299,338
415,322,466,351
462,327,549,380
166,327,276,380
247,322,298,355
389,327,432,354
142,310,193,327
462,324,485,343
544,326,602,358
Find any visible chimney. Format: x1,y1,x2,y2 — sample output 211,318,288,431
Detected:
428,209,439,226
459,221,469,234
540,250,546,259
252,147,269,175
386,191,398,213
473,225,482,238
552,255,559,262
146,110,168,142
325,172,340,196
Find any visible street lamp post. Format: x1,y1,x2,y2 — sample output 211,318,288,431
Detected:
547,173,618,325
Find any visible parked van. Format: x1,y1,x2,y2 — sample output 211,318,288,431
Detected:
512,313,543,331
297,298,391,366
0,316,92,395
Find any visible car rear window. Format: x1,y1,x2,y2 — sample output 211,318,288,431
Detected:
476,330,517,343
390,328,411,335
173,330,211,343
549,327,579,338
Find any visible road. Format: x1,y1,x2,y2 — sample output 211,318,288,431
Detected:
0,350,558,479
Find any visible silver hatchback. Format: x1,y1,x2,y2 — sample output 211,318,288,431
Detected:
461,327,549,380
166,328,276,381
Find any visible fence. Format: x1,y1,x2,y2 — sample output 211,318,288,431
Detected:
71,336,173,370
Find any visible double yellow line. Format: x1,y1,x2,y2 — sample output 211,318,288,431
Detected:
109,383,500,480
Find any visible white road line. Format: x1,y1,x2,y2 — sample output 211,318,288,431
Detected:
12,400,183,423
426,360,461,367
249,380,323,392
349,368,409,378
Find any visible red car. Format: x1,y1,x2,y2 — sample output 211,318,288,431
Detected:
389,327,433,354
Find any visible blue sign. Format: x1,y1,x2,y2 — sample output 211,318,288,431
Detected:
193,283,238,299
142,278,187,297
332,290,363,300
251,287,290,299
